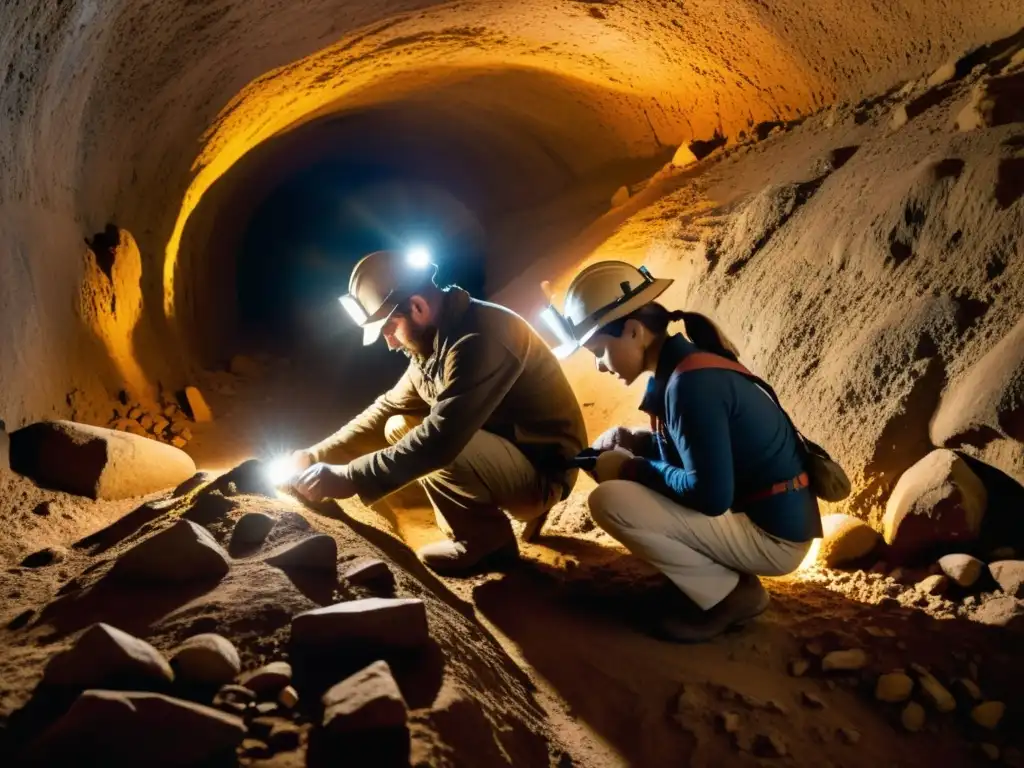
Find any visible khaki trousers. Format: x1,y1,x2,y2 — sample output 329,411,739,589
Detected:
588,480,810,610
383,415,555,549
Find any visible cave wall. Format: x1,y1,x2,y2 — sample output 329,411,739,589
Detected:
1,0,1021,429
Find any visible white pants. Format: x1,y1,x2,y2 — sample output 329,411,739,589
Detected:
588,480,811,610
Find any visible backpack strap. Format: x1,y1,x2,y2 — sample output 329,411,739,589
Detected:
672,352,786,411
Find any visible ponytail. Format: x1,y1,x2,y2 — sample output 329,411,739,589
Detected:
602,303,741,361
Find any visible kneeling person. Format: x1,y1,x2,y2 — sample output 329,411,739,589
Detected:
291,250,587,575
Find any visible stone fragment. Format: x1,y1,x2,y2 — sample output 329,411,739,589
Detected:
139,414,155,430
278,685,299,709
820,514,880,567
955,74,1024,131
322,660,408,734
902,701,926,732
256,701,279,715
915,669,956,712
789,659,810,677
989,560,1024,597
882,449,987,560
926,60,957,87
917,574,950,596
9,420,197,500
610,185,630,208
231,512,276,548
971,701,1005,730
128,407,143,420
837,727,861,745
239,661,292,698
672,143,698,168
153,416,170,434
890,104,909,130
291,598,429,652
43,623,173,688
939,554,985,588
801,691,825,709
185,386,213,422
110,520,230,584
822,649,867,672
752,731,786,757
875,672,914,702
171,634,241,686
342,558,394,590
265,534,337,572
171,436,188,448
720,711,741,733
27,689,245,765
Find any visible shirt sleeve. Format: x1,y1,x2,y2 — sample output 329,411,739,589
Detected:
346,333,526,503
621,372,736,516
308,368,426,463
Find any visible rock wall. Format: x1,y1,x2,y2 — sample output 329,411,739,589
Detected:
2,0,1021,427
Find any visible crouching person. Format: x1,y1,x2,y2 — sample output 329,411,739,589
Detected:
288,250,587,575
550,261,821,642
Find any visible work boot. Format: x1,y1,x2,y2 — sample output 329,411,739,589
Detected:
416,538,519,576
518,510,549,543
657,573,770,643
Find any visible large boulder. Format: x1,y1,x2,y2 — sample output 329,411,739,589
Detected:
820,514,880,567
42,623,173,689
109,520,230,584
882,449,988,561
23,689,245,766
9,420,196,499
931,316,1024,448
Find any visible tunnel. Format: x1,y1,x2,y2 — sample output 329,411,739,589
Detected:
3,0,1024,765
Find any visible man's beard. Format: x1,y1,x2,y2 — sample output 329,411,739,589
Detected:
393,320,435,358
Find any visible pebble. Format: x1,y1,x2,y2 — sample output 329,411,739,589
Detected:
213,684,255,713
875,672,914,702
239,661,292,697
789,659,810,677
322,660,408,734
902,701,926,732
170,633,241,686
916,574,950,596
278,685,299,709
915,669,956,713
265,534,337,572
801,691,826,709
42,622,173,688
971,701,1005,730
255,701,279,716
822,649,867,672
939,554,985,588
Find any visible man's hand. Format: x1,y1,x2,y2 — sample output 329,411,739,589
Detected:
592,426,637,454
291,450,316,473
292,463,357,502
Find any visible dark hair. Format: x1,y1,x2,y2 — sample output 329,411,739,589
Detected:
600,302,740,361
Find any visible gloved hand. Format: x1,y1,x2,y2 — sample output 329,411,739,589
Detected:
291,449,315,473
593,447,634,483
592,426,636,453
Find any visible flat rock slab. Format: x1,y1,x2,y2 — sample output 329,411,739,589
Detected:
322,660,408,734
265,535,337,572
110,520,230,584
43,622,174,689
9,420,196,500
342,558,395,591
292,597,428,652
171,633,241,686
24,689,245,766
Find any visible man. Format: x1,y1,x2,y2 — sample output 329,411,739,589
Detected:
290,250,588,575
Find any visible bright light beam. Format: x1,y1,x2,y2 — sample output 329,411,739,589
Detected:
407,246,432,268
266,456,300,486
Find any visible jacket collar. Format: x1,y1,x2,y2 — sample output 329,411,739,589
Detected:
639,334,698,415
412,287,471,368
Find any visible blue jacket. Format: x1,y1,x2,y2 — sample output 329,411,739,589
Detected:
623,335,822,542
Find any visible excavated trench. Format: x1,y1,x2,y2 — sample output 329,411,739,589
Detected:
3,1,1024,766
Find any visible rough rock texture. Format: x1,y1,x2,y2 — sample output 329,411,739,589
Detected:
264,534,337,572
342,558,395,591
882,450,988,560
291,597,429,652
9,421,196,500
321,660,408,733
42,623,173,689
110,520,230,584
989,560,1024,597
238,662,292,697
24,689,246,766
820,514,881,566
170,633,241,686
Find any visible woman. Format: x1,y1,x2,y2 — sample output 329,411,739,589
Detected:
550,261,821,642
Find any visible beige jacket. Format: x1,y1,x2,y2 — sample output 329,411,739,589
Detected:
310,288,588,504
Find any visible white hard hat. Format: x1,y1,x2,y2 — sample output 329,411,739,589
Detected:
561,261,673,346
339,250,437,344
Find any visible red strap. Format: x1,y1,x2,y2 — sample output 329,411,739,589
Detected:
737,472,809,504
673,351,755,378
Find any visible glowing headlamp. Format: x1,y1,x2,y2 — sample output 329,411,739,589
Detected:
338,294,368,325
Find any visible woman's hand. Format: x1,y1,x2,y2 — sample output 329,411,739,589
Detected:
591,426,636,454
593,447,634,483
